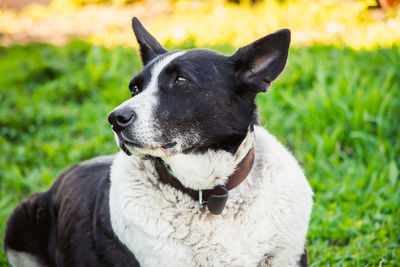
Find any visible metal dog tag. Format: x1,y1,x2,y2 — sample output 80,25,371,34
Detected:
206,186,229,215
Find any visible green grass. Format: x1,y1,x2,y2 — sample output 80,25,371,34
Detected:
0,41,399,266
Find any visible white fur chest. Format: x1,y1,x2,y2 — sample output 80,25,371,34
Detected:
109,126,313,267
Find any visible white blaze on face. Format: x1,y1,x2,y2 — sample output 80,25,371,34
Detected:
112,51,187,149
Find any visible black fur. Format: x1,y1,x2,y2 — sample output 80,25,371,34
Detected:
132,18,167,65
4,156,139,266
4,192,53,266
230,29,291,93
155,49,256,153
298,248,308,267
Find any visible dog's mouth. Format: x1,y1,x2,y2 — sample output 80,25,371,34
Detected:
117,134,177,157
118,135,144,156
161,141,177,149
119,134,143,148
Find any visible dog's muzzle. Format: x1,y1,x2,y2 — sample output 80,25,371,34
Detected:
108,107,136,132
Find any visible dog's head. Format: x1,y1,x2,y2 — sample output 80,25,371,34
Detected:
108,17,290,158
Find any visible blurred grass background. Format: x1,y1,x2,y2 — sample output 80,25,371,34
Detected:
1,0,400,266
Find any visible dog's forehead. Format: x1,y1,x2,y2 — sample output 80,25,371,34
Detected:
173,49,230,72
139,49,229,78
175,49,227,62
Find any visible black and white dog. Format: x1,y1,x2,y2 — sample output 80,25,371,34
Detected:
4,18,313,266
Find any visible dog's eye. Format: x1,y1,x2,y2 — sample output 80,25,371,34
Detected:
130,84,141,97
175,76,188,83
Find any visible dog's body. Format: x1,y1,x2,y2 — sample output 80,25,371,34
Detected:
4,18,313,266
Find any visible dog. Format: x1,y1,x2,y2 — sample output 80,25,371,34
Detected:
4,17,313,266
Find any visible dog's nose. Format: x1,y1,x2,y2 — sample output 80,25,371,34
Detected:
108,107,136,132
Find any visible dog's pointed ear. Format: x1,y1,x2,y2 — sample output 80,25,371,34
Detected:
132,17,167,65
230,29,290,93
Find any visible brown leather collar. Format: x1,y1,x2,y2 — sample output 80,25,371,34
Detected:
154,147,255,215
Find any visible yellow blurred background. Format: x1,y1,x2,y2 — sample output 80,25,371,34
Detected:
1,0,400,49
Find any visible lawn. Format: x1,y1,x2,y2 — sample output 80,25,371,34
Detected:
0,41,399,266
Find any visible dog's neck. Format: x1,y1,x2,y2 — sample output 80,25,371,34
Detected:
158,130,255,191
154,145,255,215
151,131,255,214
